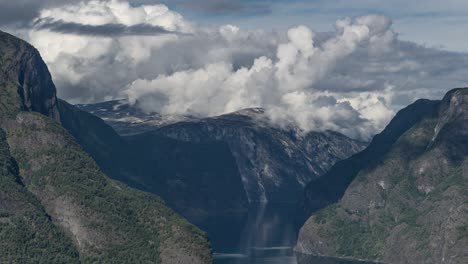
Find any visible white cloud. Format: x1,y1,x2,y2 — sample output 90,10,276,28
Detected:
11,0,468,139
37,0,193,31
123,16,399,139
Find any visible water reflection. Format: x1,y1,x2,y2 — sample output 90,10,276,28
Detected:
296,254,378,264
196,202,375,264
214,250,376,264
194,202,298,253
237,202,297,252
200,202,297,264
214,248,296,264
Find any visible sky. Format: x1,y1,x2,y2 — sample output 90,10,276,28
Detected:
1,0,468,139
169,0,468,52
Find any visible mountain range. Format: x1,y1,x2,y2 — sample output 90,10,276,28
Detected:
0,30,365,258
75,99,366,217
1,28,467,264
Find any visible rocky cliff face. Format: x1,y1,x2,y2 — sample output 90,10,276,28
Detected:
0,31,59,119
154,110,367,203
79,101,367,204
296,88,468,264
0,30,212,263
61,99,249,225
297,99,440,225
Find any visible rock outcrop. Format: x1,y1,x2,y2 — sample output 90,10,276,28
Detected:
0,31,59,119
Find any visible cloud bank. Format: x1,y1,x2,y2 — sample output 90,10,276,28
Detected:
33,19,182,37
10,0,468,139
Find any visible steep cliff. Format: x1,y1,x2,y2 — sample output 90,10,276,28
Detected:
79,104,366,204
296,88,468,263
154,111,367,203
0,31,59,119
60,99,248,224
298,99,440,225
0,30,212,263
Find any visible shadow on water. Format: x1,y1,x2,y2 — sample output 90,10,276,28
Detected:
196,202,377,264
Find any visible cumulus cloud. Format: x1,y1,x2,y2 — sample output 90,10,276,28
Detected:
26,1,278,102
124,16,397,138
34,0,193,32
9,0,468,139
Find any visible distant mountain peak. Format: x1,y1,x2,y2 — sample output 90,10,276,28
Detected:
77,99,197,136
229,107,266,117
76,99,367,204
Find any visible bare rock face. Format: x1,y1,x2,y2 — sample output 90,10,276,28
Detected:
79,101,367,205
296,88,468,264
155,113,367,204
0,31,59,120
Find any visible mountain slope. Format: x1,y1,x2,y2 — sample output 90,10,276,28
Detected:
296,88,468,263
153,109,367,203
0,128,79,263
79,101,367,204
57,99,129,184
0,30,212,263
60,99,248,224
297,98,440,225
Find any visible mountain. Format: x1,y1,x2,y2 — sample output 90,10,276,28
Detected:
297,98,440,225
296,88,468,263
153,109,367,203
77,99,196,136
77,102,367,204
61,99,249,225
0,128,79,263
0,31,59,120
0,30,212,263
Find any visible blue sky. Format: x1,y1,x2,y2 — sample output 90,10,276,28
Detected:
161,0,468,52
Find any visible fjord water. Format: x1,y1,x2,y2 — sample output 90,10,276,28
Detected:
199,203,373,264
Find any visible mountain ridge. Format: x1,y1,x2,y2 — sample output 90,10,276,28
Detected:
296,88,468,263
77,100,367,204
0,30,212,263
297,98,440,225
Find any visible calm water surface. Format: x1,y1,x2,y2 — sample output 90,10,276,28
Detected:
194,203,375,264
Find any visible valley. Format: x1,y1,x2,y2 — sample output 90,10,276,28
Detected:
1,5,467,262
